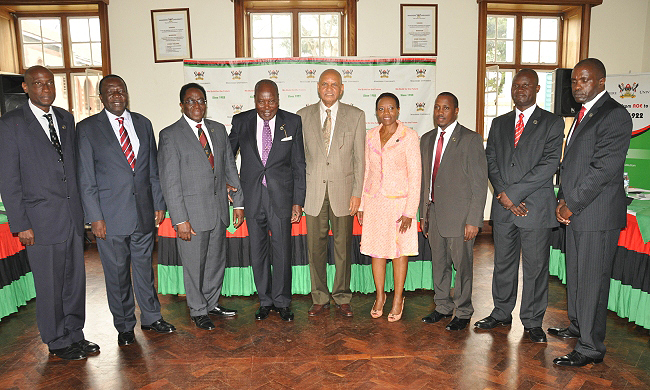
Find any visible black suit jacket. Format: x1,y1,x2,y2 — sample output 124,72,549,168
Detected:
558,93,632,231
486,106,564,229
0,102,84,244
229,109,306,219
77,109,165,236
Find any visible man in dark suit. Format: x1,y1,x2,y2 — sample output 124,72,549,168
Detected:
77,75,176,346
229,79,306,322
0,66,98,360
419,92,487,331
158,83,244,330
476,69,564,343
551,58,631,366
297,69,365,317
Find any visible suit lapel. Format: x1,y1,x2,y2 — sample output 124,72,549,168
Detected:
267,110,286,162
53,108,70,152
131,112,148,163
308,104,328,157
423,128,437,180
517,107,541,148
565,93,608,154
502,111,516,150
248,112,263,163
22,104,60,154
205,120,221,170
98,110,131,168
439,123,461,172
332,104,347,151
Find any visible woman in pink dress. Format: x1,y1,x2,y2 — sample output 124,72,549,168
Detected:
358,92,421,322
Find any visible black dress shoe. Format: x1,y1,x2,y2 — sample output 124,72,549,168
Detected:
141,318,176,333
276,307,294,322
118,331,136,346
525,327,547,343
548,327,579,338
446,317,470,331
49,344,87,360
73,339,100,354
553,350,603,367
191,315,216,330
255,305,274,320
422,311,452,324
208,305,237,317
474,315,512,329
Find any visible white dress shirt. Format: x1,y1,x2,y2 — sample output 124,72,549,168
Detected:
256,114,276,158
105,109,140,158
566,89,607,145
183,114,213,152
319,100,339,152
428,120,457,201
515,104,537,129
28,99,60,141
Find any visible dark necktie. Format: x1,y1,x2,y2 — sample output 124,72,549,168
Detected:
261,120,272,186
197,123,214,169
43,114,63,161
117,117,136,170
514,113,524,148
431,130,445,202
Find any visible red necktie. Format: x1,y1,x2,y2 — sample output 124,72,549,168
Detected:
575,106,586,128
431,130,445,202
117,117,136,170
514,113,524,148
197,123,214,169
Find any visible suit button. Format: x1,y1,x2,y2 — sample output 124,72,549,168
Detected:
62,177,67,182
133,172,136,176
511,163,515,167
66,196,70,199
326,162,330,166
323,180,326,183
58,159,62,163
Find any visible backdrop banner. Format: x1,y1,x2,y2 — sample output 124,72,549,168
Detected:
183,57,437,136
606,73,650,190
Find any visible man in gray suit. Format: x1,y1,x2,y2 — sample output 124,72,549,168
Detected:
77,75,175,346
0,66,97,360
158,83,244,330
475,69,564,343
419,92,488,331
552,58,631,366
297,69,365,317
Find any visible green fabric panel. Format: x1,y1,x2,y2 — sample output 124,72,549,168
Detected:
291,265,312,295
221,266,256,296
350,263,377,293
0,273,36,321
156,265,185,295
548,248,567,284
607,279,650,330
628,199,650,243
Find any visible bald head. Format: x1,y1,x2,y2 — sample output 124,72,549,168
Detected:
22,65,56,112
318,69,344,107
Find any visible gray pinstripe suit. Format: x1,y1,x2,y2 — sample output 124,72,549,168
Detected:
558,92,632,359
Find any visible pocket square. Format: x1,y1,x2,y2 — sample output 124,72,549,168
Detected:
281,136,293,141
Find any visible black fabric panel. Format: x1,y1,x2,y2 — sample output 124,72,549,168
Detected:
612,246,650,294
0,250,31,288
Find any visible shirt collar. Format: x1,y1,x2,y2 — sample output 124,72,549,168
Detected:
320,100,339,115
437,120,457,135
105,108,131,123
28,99,52,118
582,90,607,114
183,114,205,129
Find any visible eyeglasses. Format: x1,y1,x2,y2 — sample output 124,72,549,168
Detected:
183,98,207,105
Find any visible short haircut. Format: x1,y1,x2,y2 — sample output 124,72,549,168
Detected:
98,74,127,95
24,65,53,82
575,58,607,79
375,92,400,109
437,92,459,109
319,69,342,84
254,79,279,97
515,68,539,85
180,83,206,103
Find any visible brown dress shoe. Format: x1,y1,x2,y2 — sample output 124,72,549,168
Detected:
336,304,353,317
308,303,330,316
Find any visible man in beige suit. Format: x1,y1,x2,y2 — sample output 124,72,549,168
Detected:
297,69,366,317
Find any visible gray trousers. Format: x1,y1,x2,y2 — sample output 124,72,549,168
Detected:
27,225,85,349
490,222,551,328
96,226,161,332
565,226,618,359
306,189,353,305
177,221,227,316
427,205,475,319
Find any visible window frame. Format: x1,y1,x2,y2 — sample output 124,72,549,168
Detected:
12,7,110,117
234,0,357,58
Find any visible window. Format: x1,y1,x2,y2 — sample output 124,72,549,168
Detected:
483,14,562,137
15,11,109,122
234,0,357,58
476,0,599,138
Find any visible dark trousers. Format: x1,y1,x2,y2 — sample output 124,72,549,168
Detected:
565,226,618,359
491,222,551,328
177,221,227,316
96,225,161,332
306,189,353,305
27,226,85,350
427,205,475,319
247,186,293,308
